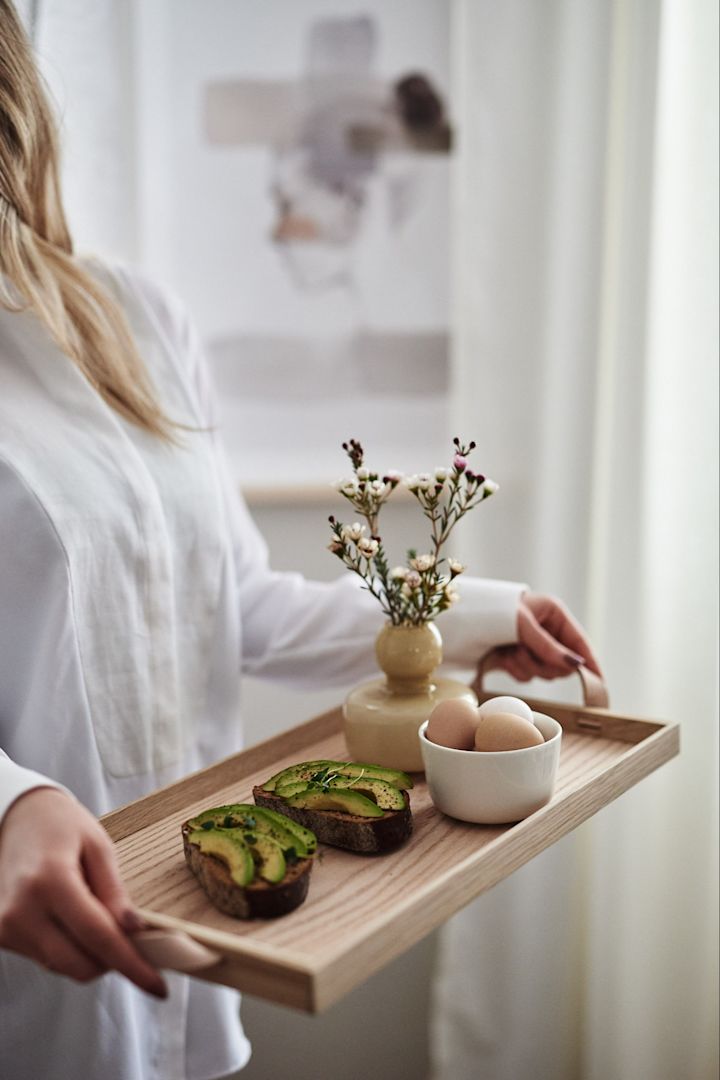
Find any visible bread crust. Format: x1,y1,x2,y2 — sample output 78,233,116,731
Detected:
181,824,313,918
252,787,413,854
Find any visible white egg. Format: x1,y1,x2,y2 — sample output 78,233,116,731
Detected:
477,695,534,725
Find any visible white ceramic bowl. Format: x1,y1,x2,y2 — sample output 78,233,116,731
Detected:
418,712,562,824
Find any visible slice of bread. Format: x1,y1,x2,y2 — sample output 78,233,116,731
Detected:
181,822,313,918
252,787,412,854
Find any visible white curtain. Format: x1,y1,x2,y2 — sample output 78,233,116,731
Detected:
433,2,719,1079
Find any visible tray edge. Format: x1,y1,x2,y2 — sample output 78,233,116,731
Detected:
309,721,680,1011
105,703,679,1012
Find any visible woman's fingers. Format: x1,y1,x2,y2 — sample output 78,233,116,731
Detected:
497,646,535,682
36,918,107,982
52,870,167,998
523,593,604,676
494,644,570,682
546,606,603,676
477,594,603,688
0,894,105,982
518,604,584,671
81,830,143,930
0,790,167,997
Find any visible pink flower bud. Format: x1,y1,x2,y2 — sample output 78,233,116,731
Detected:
453,454,467,472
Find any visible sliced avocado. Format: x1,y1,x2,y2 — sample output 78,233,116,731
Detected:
332,762,414,791
327,776,406,810
276,776,406,810
248,806,317,856
188,802,317,857
263,760,414,794
286,787,385,818
274,780,313,799
246,834,286,884
187,804,260,831
188,828,254,886
262,760,333,792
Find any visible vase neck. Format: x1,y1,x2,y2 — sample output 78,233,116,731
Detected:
375,622,443,697
384,672,435,695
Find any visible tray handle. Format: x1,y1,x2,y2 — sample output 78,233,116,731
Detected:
472,648,610,709
133,928,222,974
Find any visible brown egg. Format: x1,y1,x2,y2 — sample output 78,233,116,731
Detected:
473,711,545,752
426,699,479,750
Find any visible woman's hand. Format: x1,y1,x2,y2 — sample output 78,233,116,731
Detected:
0,788,167,997
488,591,603,683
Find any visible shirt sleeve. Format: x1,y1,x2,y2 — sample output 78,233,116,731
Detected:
0,461,75,824
0,752,70,822
127,269,528,688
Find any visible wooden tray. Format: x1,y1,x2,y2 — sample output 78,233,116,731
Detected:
102,690,678,1013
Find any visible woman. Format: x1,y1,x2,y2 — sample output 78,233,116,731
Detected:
0,4,601,1078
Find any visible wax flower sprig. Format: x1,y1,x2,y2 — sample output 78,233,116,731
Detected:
328,438,498,626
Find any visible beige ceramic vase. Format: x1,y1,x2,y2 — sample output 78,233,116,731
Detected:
343,622,478,772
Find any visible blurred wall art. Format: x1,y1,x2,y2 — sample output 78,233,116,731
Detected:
141,1,455,489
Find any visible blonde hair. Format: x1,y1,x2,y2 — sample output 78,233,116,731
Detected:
0,0,175,439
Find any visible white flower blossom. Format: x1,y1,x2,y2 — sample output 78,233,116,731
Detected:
448,558,465,576
404,474,420,492
483,479,499,496
357,537,379,558
335,477,360,497
434,467,449,482
384,469,403,483
410,553,435,572
390,566,408,580
405,570,422,588
368,479,391,499
444,583,460,605
340,522,365,541
417,473,433,491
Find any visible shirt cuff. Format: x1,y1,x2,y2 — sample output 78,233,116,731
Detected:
437,577,527,669
0,752,72,824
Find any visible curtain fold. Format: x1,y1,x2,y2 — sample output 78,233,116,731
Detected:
433,1,718,1078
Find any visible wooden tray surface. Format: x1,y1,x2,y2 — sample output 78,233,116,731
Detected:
102,695,679,1012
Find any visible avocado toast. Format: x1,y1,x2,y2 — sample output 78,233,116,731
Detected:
182,804,317,918
253,760,413,854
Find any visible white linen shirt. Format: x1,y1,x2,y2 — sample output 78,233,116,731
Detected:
0,262,524,1080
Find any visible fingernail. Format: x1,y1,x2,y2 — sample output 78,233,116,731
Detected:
565,652,584,667
121,910,148,933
